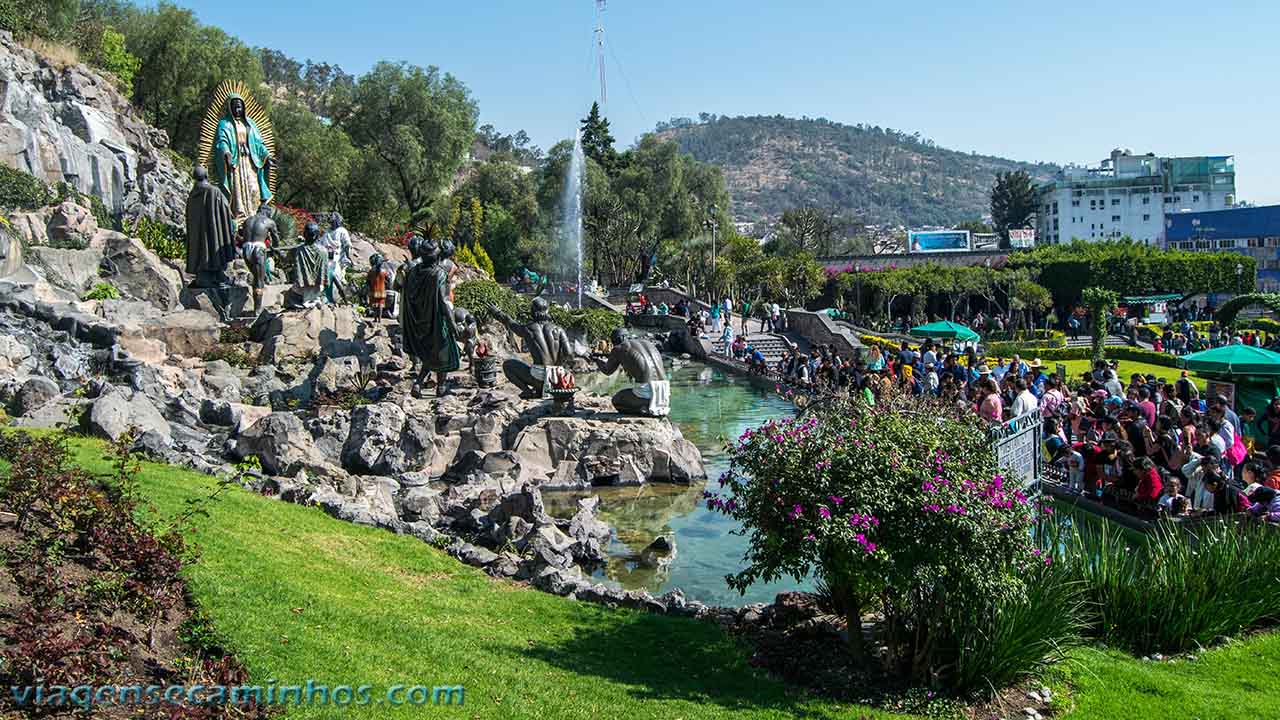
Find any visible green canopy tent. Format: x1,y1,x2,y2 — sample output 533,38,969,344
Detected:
1179,345,1280,376
910,320,980,343
1180,345,1280,442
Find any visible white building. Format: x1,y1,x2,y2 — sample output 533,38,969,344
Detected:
1035,149,1236,245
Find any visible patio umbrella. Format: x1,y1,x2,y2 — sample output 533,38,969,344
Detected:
910,320,980,343
1179,344,1280,376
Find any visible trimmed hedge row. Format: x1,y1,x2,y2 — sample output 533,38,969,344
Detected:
454,279,622,344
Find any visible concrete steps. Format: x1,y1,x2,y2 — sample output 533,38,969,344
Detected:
710,333,791,363
1065,334,1130,349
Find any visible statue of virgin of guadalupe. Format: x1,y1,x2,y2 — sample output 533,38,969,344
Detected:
213,92,273,220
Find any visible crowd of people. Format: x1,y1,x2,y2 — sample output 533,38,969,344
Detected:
745,333,1280,526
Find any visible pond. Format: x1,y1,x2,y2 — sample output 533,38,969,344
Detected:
543,361,812,606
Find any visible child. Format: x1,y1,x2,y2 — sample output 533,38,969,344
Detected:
366,254,390,322
1048,436,1085,493
1158,478,1189,515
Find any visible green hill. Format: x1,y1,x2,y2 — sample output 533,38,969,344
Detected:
653,115,1059,228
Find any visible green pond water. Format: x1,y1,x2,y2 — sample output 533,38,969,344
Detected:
543,361,811,606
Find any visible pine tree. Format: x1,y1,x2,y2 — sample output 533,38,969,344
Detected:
580,102,620,174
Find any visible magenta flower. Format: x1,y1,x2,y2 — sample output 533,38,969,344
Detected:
818,507,832,519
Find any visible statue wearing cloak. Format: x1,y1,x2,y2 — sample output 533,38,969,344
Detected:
184,166,237,285
402,250,461,374
214,92,273,221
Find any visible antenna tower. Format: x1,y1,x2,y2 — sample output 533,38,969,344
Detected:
594,0,607,109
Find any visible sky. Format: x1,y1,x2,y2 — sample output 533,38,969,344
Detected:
181,0,1279,203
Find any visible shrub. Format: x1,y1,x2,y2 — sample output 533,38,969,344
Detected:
1046,513,1280,655
0,164,55,211
90,27,140,94
454,278,530,326
273,205,316,242
711,393,1071,693
82,282,120,301
132,216,185,260
550,306,623,344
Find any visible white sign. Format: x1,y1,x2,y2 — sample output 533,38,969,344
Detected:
1009,229,1036,248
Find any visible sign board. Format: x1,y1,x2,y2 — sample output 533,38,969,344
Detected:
908,230,971,253
1206,379,1236,408
990,411,1043,487
1009,228,1036,248
1148,300,1169,324
1056,363,1067,384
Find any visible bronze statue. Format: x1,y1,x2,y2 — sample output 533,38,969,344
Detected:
240,203,279,314
593,328,671,416
488,297,574,399
184,165,237,320
286,221,328,309
402,238,461,396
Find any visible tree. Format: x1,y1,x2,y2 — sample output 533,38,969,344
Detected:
481,203,523,279
579,101,619,174
270,100,358,209
1082,286,1119,363
1011,279,1053,330
774,206,848,255
990,170,1037,247
343,61,478,225
121,2,265,158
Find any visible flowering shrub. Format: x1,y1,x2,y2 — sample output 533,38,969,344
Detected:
711,391,1067,690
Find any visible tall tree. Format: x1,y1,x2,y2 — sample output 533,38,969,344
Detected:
121,2,265,158
270,100,358,209
990,170,1037,247
579,101,619,174
343,61,477,224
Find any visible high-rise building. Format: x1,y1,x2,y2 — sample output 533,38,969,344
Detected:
1035,149,1236,245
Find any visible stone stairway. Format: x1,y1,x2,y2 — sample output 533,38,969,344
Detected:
1065,334,1130,349
711,333,792,363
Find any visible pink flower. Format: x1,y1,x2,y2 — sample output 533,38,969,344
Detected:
818,506,832,519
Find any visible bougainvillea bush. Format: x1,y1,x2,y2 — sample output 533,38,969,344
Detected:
709,391,1083,693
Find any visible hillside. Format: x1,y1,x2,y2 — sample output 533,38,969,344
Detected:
653,115,1059,228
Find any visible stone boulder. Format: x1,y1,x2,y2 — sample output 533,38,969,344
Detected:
26,246,103,294
46,201,98,247
341,402,434,476
15,376,59,416
566,496,612,563
86,387,171,445
510,414,706,488
314,355,367,396
138,310,220,358
101,232,182,310
0,334,33,376
252,305,365,365
234,411,334,478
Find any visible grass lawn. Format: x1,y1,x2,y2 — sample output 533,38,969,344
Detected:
1057,359,1208,390
1048,637,1280,719
45,434,900,720
11,432,1280,719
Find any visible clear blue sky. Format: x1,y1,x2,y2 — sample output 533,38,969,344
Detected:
182,0,1278,203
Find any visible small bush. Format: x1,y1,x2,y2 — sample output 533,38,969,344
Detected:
550,306,623,344
82,282,120,301
133,216,186,260
0,164,55,211
202,345,252,368
454,278,530,326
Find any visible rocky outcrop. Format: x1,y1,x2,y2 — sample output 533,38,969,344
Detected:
233,411,336,478
0,32,186,224
86,386,171,446
340,402,434,476
101,232,183,310
252,305,366,364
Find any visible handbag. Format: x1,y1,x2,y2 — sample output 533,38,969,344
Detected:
1225,430,1248,466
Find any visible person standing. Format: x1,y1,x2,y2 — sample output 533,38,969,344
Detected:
741,298,751,334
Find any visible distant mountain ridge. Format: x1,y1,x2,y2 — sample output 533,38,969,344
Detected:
652,115,1059,228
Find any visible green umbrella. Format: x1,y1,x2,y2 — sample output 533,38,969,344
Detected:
910,320,980,343
1178,344,1280,376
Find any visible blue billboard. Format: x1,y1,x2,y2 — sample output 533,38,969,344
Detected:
908,230,971,253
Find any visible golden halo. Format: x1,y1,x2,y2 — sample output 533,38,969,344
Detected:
197,80,278,196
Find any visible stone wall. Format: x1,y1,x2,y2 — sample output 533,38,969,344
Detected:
784,309,864,357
